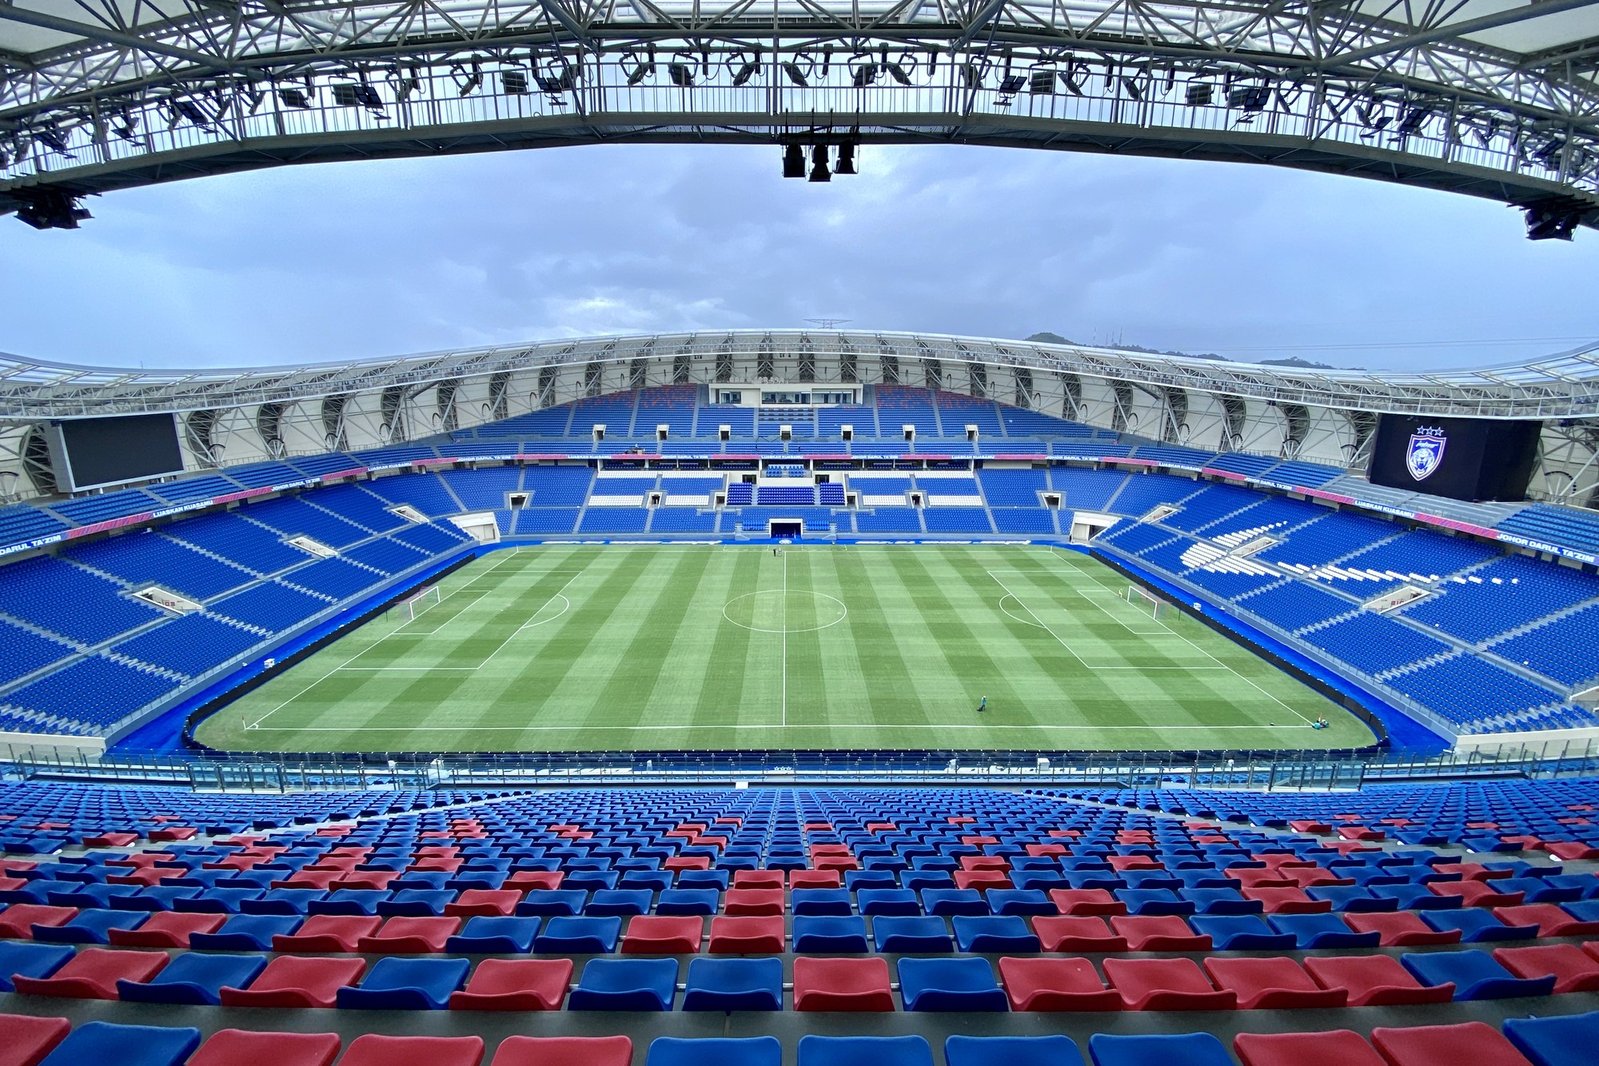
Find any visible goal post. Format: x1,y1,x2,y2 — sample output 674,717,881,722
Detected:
1124,583,1172,619
402,585,442,623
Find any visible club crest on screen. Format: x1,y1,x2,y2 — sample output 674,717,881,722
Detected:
1406,427,1447,481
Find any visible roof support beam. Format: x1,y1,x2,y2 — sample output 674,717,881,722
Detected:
0,6,215,67
1325,0,1599,67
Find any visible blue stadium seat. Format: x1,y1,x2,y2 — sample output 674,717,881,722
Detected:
681,957,783,1011
872,916,954,953
947,1036,1085,1066
38,1022,201,1066
117,951,267,1005
336,957,471,1010
568,958,678,1011
798,1036,935,1066
647,1037,782,1066
1504,1010,1599,1066
1400,949,1558,1000
445,916,540,953
0,941,74,991
1088,1034,1234,1066
897,957,1008,1011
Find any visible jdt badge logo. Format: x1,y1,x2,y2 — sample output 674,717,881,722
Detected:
1406,426,1447,482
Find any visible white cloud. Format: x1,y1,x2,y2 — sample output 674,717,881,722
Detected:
0,143,1594,372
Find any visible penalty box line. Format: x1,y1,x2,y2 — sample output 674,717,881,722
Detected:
985,570,1228,672
245,562,584,730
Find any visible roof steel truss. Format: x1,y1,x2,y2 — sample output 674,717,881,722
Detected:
0,1,1596,222
2,330,1597,420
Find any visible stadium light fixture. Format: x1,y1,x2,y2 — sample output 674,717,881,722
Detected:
502,69,530,95
835,141,857,175
781,57,811,87
730,50,762,87
1186,82,1214,106
15,188,91,230
278,86,312,109
1029,66,1057,95
809,144,832,182
390,66,423,102
782,142,806,178
668,51,699,87
625,47,657,86
456,63,484,97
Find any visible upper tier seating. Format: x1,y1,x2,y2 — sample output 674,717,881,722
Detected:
64,530,256,602
0,556,164,644
1403,556,1599,643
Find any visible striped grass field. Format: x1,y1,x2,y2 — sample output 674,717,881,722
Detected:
197,544,1376,752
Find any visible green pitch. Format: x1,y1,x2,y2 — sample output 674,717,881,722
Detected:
198,544,1375,752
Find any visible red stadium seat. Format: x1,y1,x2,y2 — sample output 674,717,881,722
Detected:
219,955,367,1008
0,1012,70,1066
272,915,381,952
505,871,564,891
1102,958,1238,1011
1492,945,1599,994
1108,915,1211,951
448,958,573,1011
1242,887,1333,913
1033,916,1130,952
1303,954,1454,1006
1427,881,1524,908
339,1034,484,1066
790,871,843,889
732,871,785,889
1494,904,1599,938
0,906,76,940
357,916,461,954
1048,889,1126,916
445,890,520,917
794,957,895,1011
707,915,784,953
11,948,166,1000
1369,1023,1534,1066
622,915,703,954
1202,956,1349,1009
997,956,1122,1011
106,911,223,948
1235,1030,1385,1066
954,870,1012,892
187,1029,342,1066
488,1036,633,1066
722,888,784,915
1342,912,1462,946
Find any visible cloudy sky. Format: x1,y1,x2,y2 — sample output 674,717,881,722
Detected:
2,142,1596,373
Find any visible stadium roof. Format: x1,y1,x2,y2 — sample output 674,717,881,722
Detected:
3,329,1598,420
2,1,1597,230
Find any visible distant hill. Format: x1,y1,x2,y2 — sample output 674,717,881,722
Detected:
1024,332,1338,370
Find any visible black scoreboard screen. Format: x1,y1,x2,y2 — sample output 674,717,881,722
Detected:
1367,414,1539,502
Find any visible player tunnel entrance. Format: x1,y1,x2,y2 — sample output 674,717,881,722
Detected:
769,520,802,538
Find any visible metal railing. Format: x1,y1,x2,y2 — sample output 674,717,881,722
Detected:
6,738,1598,794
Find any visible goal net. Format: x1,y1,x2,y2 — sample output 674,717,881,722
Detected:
402,585,442,623
1124,583,1172,619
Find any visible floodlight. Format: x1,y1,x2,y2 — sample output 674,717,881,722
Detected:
997,74,1026,94
172,99,212,127
1029,68,1056,95
782,142,806,178
809,144,832,183
15,188,91,230
669,51,698,86
835,142,857,175
781,59,810,86
1524,204,1579,241
625,48,657,86
278,87,311,108
1186,82,1213,106
457,65,484,96
852,63,877,88
502,69,530,95
730,50,761,86
35,126,70,153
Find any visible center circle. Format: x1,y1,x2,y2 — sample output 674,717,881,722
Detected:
722,590,849,633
